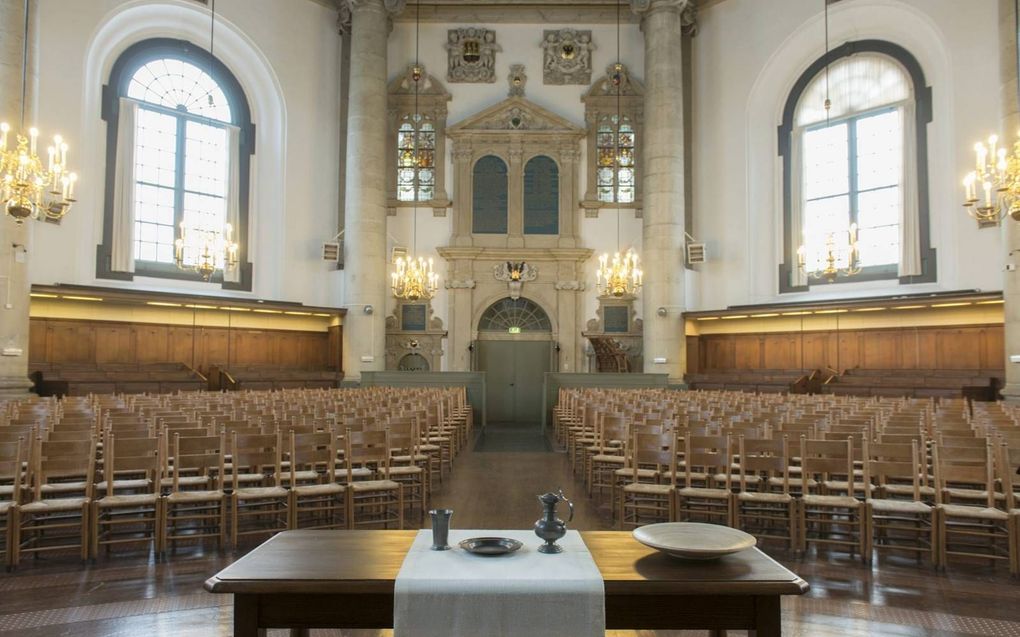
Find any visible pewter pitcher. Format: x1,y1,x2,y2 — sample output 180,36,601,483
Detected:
534,490,574,554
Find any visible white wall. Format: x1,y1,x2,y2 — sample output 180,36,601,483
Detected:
28,0,343,307
690,0,1004,311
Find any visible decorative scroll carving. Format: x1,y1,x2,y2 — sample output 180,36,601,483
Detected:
507,64,527,97
385,300,446,372
445,27,501,83
445,279,477,289
542,29,595,85
554,280,585,291
493,261,537,300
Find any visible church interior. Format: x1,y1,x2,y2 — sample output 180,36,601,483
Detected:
0,0,1019,635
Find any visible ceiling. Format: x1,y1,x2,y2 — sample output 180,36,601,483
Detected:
307,0,723,23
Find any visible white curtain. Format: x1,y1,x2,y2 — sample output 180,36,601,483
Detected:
223,124,242,284
110,98,138,273
898,102,922,277
789,129,808,288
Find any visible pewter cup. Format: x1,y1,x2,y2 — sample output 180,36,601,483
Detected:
430,509,453,551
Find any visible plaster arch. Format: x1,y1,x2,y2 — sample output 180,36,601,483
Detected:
742,0,958,305
79,0,287,297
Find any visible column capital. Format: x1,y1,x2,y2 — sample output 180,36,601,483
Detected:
629,0,697,34
341,0,406,16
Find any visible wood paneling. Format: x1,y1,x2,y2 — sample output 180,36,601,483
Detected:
29,318,336,372
697,324,1004,372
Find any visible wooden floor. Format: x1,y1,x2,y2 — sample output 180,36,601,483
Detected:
1,424,1018,636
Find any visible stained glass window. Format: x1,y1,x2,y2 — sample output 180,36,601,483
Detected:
596,115,635,204
128,56,233,267
396,114,436,202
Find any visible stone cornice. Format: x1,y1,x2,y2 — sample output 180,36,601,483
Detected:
437,246,594,262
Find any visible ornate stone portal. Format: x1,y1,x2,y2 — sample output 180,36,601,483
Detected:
445,27,501,83
542,29,595,85
441,96,591,373
582,295,643,372
385,300,448,371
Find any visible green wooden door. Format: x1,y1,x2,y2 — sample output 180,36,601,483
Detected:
479,340,550,427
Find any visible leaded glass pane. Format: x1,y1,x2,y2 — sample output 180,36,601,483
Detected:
127,58,231,122
396,116,437,201
478,297,552,332
598,187,614,202
594,115,637,203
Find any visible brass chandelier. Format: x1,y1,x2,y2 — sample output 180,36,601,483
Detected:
2,0,77,223
392,0,439,302
963,134,1020,226
174,221,239,282
797,224,861,283
596,1,642,298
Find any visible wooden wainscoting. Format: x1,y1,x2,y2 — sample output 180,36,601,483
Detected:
687,324,1003,373
29,318,336,371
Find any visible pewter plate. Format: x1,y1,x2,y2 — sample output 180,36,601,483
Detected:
632,522,756,560
458,537,524,556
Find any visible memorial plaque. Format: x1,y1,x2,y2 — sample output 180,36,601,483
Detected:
523,156,559,235
401,304,428,331
604,305,629,333
472,155,508,234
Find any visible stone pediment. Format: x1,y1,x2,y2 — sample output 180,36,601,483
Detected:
447,96,584,137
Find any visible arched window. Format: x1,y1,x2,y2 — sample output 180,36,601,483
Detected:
478,297,552,332
581,63,643,216
97,38,253,290
472,155,508,234
387,65,451,214
595,115,636,204
779,41,934,291
523,155,559,235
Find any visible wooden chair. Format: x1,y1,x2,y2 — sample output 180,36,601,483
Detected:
676,434,733,526
620,430,676,529
797,436,866,560
388,419,428,525
345,428,403,530
588,414,628,499
288,431,346,530
862,439,936,565
91,434,163,558
997,443,1020,575
229,432,289,547
734,435,795,549
12,437,96,566
934,444,1013,571
162,433,227,554
0,438,24,567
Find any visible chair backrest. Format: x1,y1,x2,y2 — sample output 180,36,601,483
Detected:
685,434,732,489
0,438,24,503
231,432,282,490
862,439,920,500
737,435,788,493
600,414,629,448
101,434,160,497
800,436,854,493
169,433,225,494
933,443,995,507
346,427,390,480
630,430,676,486
31,437,97,502
290,431,335,482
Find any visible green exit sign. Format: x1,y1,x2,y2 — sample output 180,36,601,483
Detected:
508,326,521,334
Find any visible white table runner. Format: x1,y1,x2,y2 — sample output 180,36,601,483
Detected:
394,529,605,637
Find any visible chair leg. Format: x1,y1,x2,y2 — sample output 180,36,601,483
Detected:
230,494,239,549
397,486,405,530
89,502,99,560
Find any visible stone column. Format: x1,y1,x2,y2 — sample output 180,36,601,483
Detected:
1000,0,1020,399
631,0,689,382
341,0,404,381
0,0,35,398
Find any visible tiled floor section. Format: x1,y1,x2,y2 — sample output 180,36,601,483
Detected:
1,429,1018,636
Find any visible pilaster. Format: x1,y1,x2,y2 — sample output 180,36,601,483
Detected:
999,0,1020,400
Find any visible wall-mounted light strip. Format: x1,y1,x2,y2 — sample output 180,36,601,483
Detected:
780,311,812,316
815,309,848,314
312,313,332,318
850,307,884,312
893,305,925,310
720,315,748,320
284,311,313,316
184,304,217,310
696,316,720,321
220,306,251,312
252,309,283,314
62,295,103,302
976,299,1004,305
146,301,182,307
750,313,779,318
29,293,59,298
931,302,972,308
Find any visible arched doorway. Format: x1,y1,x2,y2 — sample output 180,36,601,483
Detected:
476,297,553,427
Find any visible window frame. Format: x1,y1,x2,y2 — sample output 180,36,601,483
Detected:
581,63,644,217
97,38,255,290
778,40,935,293
386,65,452,216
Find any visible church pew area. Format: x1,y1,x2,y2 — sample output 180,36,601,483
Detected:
30,362,206,396
685,368,810,393
822,368,1003,400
